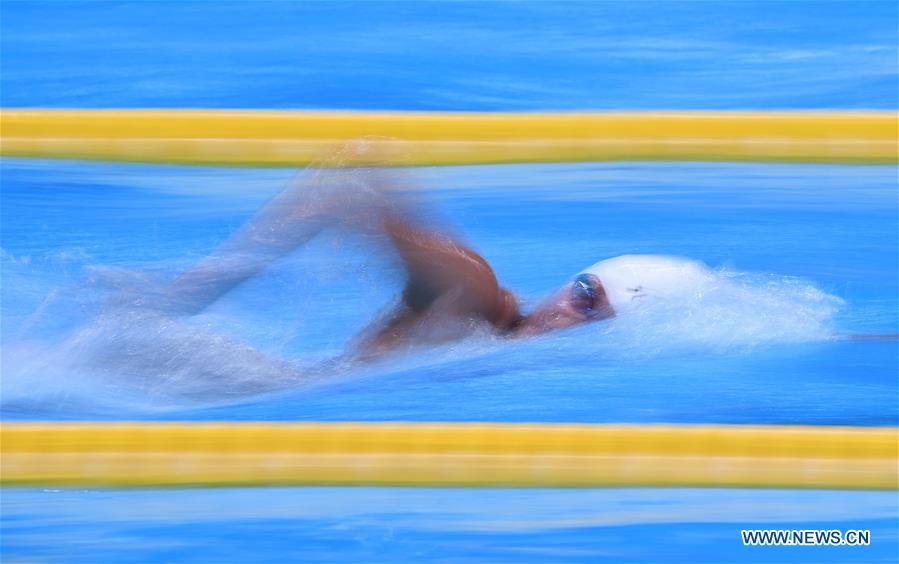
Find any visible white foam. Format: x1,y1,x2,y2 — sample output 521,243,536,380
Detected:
581,254,713,312
577,255,843,355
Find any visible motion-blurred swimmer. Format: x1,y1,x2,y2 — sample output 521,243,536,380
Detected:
113,155,896,369
127,162,627,360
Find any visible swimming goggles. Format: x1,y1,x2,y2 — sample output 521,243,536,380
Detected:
571,274,599,317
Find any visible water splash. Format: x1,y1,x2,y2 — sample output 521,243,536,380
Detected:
1,250,845,415
594,258,844,357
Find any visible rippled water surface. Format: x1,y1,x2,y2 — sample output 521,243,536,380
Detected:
1,1,897,562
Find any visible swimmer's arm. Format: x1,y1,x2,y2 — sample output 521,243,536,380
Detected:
158,166,414,315
346,198,520,358
153,173,334,314
380,213,519,329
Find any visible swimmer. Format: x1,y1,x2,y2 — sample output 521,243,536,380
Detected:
123,161,631,361
97,154,896,398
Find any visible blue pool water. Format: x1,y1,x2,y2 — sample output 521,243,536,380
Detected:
2,160,897,425
1,1,897,562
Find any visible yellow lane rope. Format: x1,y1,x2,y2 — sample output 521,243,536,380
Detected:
2,423,896,489
1,110,896,166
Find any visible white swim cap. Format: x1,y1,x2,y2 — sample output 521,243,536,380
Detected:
579,255,710,310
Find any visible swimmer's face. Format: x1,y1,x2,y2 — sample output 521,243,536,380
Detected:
517,274,614,336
